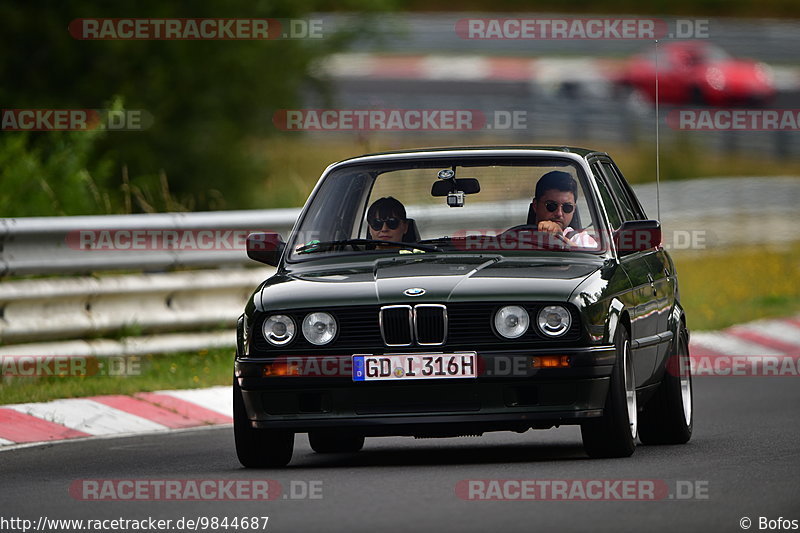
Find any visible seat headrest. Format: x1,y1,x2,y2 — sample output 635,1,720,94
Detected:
402,218,420,242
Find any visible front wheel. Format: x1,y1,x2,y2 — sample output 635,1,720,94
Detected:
233,378,294,468
581,326,637,458
638,325,693,444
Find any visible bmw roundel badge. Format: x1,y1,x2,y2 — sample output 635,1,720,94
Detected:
404,287,426,297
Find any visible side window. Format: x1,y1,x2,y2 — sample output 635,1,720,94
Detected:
600,162,639,221
591,163,622,230
608,163,647,219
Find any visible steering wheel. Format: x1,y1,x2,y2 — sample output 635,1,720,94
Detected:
499,224,571,248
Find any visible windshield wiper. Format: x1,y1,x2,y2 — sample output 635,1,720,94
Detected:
295,238,443,254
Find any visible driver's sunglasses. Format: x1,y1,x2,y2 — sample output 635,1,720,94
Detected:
368,217,402,231
544,200,575,214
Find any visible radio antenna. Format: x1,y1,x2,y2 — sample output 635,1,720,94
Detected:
654,39,661,222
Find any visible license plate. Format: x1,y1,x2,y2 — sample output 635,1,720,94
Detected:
352,353,477,381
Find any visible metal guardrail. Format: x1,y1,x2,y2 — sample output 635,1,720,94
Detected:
0,268,274,358
0,269,272,345
0,208,300,277
0,209,296,357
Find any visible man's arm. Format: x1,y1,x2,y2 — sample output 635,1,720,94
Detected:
563,227,598,247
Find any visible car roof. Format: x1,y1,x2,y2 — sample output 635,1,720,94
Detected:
334,145,606,164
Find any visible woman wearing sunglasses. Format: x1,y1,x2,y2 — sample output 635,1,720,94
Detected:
366,196,410,244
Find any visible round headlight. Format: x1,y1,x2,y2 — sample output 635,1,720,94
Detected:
262,314,296,346
538,306,572,337
302,312,337,345
494,305,530,339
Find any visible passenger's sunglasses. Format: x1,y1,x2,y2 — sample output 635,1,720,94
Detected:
368,217,402,231
544,200,575,214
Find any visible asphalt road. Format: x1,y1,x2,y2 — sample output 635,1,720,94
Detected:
1,376,797,533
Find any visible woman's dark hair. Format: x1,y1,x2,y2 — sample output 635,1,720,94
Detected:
367,196,406,221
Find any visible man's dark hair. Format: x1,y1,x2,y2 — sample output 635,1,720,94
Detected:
367,196,406,221
534,171,578,200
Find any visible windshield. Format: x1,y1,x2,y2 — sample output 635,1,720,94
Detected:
287,156,606,261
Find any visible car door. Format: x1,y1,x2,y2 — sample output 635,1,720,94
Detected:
601,159,674,333
589,159,654,387
599,158,674,381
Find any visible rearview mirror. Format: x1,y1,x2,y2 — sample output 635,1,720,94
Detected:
431,178,480,197
247,232,285,266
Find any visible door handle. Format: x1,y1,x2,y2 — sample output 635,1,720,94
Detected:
647,273,657,296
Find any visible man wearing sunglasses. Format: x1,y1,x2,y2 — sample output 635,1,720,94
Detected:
530,171,597,247
366,196,410,244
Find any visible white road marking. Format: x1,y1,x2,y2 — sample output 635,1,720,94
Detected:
421,56,490,80
691,331,783,356
740,320,800,349
160,386,232,417
7,399,168,436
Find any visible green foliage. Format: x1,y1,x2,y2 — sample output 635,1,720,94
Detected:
0,0,393,215
0,348,233,405
674,243,800,331
398,0,800,17
0,129,116,216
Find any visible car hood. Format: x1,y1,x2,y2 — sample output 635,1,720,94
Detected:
255,255,602,311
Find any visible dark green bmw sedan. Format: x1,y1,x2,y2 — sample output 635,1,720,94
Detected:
234,146,693,467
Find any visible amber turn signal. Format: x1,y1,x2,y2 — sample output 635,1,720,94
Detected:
532,355,570,368
262,362,300,377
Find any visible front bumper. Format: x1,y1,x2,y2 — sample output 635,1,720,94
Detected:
235,346,615,435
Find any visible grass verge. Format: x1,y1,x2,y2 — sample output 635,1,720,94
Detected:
0,349,232,406
255,136,800,209
674,243,800,332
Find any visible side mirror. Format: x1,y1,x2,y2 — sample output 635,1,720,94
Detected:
246,232,285,266
614,220,661,255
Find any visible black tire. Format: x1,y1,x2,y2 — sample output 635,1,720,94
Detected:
638,325,693,445
308,430,365,454
581,326,637,458
233,378,294,468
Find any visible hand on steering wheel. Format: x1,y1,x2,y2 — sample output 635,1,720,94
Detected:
498,224,571,249
536,221,572,247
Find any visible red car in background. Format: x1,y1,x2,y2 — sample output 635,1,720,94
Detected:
616,41,775,106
